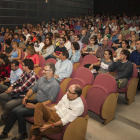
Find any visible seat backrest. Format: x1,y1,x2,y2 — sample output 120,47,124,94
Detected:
125,34,131,39
83,43,86,49
80,95,88,117
94,73,117,93
0,44,4,53
79,55,83,63
132,64,138,78
74,67,94,85
54,88,63,104
21,50,25,60
70,68,75,78
108,40,113,47
46,58,57,64
82,55,98,64
38,55,45,67
38,68,43,77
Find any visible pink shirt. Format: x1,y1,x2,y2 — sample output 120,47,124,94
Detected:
26,54,40,65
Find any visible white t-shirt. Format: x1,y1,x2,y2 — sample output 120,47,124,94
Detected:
64,41,71,50
25,34,31,41
34,42,45,52
129,26,137,32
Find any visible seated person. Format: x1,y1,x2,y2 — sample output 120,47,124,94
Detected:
12,33,20,43
112,33,125,51
68,42,81,63
96,37,112,59
34,36,45,54
29,84,84,140
129,34,139,51
80,29,90,45
2,39,13,56
69,29,75,42
64,34,71,50
39,30,45,42
121,22,130,36
25,36,34,49
23,46,40,67
52,33,60,48
31,32,37,43
9,41,21,61
109,50,133,88
82,36,99,57
74,21,82,30
45,37,67,60
0,60,22,93
54,50,73,82
41,37,54,59
19,35,26,52
114,40,132,58
129,40,140,90
110,29,119,42
0,63,60,140
0,59,38,125
85,50,113,77
0,54,11,81
97,32,103,46
74,35,83,52
103,29,111,40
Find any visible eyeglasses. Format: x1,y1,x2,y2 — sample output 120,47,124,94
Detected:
67,88,76,94
43,68,52,72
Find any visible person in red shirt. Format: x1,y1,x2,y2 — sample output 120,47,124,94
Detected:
0,54,11,81
31,32,37,43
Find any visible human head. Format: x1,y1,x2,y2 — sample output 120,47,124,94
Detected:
59,50,69,60
0,54,10,65
43,37,52,49
136,25,140,31
39,30,44,36
120,50,130,61
20,35,26,41
24,28,29,34
81,30,86,36
71,42,80,50
66,84,82,100
94,27,98,33
31,32,36,38
27,46,36,55
105,29,109,35
136,40,140,52
36,36,42,43
64,34,70,42
11,60,19,71
5,39,11,46
103,37,109,46
131,34,139,42
133,21,136,27
70,30,75,36
74,35,80,42
59,37,66,45
90,36,98,45
42,63,55,79
104,50,113,60
124,23,128,30
114,29,119,35
14,33,19,39
12,41,19,49
118,33,125,40
22,59,34,71
8,33,13,40
122,40,130,49
130,31,136,36
28,36,33,42
97,32,103,40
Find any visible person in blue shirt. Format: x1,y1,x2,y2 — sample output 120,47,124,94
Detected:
74,21,81,30
13,33,20,43
129,40,140,90
68,42,81,63
0,60,22,93
54,50,73,82
110,29,119,42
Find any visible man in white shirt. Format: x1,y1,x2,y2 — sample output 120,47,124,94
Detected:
34,36,45,53
54,50,73,82
129,22,137,32
64,34,71,50
24,28,30,43
29,84,84,140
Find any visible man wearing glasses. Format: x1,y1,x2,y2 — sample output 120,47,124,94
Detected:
0,59,37,127
109,50,133,88
29,84,84,140
0,63,60,140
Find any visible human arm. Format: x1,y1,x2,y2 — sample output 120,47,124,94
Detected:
82,47,88,53
42,45,54,58
89,61,101,70
10,49,21,60
53,52,59,58
70,51,81,63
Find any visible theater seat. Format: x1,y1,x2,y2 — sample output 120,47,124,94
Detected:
45,58,57,64
117,64,139,105
86,73,118,124
38,55,45,67
47,95,89,140
34,67,42,75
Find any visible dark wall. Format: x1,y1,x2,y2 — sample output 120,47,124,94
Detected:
94,0,140,16
0,0,94,29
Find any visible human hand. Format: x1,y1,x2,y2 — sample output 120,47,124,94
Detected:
40,124,52,132
5,87,13,93
89,64,93,70
22,96,28,105
4,77,9,83
25,103,35,109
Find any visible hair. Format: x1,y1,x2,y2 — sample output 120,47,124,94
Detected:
21,35,26,41
121,50,130,60
32,32,36,36
62,29,67,35
45,62,55,74
70,29,75,34
25,28,29,33
76,35,80,40
37,36,42,42
23,59,34,70
11,59,19,66
43,37,52,49
12,41,19,47
61,50,69,58
72,42,80,50
64,34,70,40
5,39,11,46
90,35,98,45
105,50,113,60
28,36,33,41
119,33,125,40
97,32,103,37
14,33,19,37
60,37,66,43
133,34,139,41
0,54,10,66
74,84,82,97
9,32,14,39
27,46,36,55
122,40,130,49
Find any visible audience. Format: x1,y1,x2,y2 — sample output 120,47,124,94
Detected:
24,28,30,42
74,21,82,30
69,29,75,42
109,50,133,88
0,60,22,93
52,33,60,47
13,33,20,43
19,35,26,52
0,63,60,140
130,34,139,50
0,59,38,126
110,29,119,42
74,35,83,52
80,29,90,45
121,23,130,36
97,32,103,46
54,50,73,82
39,30,45,42
68,42,81,63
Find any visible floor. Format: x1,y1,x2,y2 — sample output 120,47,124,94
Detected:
0,91,140,140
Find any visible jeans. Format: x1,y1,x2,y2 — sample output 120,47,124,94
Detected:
0,92,22,121
3,104,35,135
0,84,8,93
